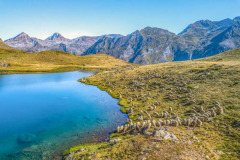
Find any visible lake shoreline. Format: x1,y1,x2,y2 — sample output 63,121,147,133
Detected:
0,67,102,75
0,70,127,160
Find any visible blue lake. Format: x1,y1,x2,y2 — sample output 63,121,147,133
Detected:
0,71,127,160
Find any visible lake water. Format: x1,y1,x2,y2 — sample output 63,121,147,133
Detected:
0,71,127,160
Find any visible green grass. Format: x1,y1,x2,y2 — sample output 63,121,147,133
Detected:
71,48,240,160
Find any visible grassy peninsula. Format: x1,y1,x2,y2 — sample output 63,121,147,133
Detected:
0,48,132,74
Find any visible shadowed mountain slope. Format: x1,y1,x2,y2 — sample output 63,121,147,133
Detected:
4,16,240,64
83,17,240,64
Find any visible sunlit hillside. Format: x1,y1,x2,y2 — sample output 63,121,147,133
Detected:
0,39,15,50
71,48,240,160
0,48,134,74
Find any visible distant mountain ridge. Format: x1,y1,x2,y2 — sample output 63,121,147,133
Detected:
5,33,122,55
4,16,240,64
175,17,240,60
83,16,240,64
83,27,177,64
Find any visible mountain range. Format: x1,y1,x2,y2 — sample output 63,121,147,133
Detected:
4,16,240,64
4,33,122,55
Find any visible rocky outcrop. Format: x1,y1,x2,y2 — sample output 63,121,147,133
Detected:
154,129,178,142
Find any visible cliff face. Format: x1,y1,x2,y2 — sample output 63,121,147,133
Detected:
84,27,177,64
175,17,240,60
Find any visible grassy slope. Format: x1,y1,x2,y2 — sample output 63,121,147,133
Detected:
0,39,16,50
0,48,133,74
68,49,240,160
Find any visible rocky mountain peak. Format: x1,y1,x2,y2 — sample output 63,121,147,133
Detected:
216,18,234,26
178,20,214,35
3,16,240,64
4,32,100,55
234,16,240,21
46,33,67,41
129,30,142,37
140,27,175,36
196,19,213,26
17,32,29,37
179,18,237,36
6,32,30,41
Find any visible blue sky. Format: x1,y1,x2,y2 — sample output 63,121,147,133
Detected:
0,0,239,40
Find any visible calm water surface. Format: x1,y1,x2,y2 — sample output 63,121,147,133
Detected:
0,71,127,160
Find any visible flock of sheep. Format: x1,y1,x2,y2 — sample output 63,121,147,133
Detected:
81,66,224,137
117,102,223,135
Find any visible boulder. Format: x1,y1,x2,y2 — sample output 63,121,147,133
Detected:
75,148,88,153
154,130,166,137
110,138,121,144
154,130,178,141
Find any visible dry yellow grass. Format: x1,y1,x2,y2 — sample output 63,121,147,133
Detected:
0,49,134,74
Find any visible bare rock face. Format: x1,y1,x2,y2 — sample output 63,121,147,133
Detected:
83,28,176,64
83,16,240,64
176,17,240,60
